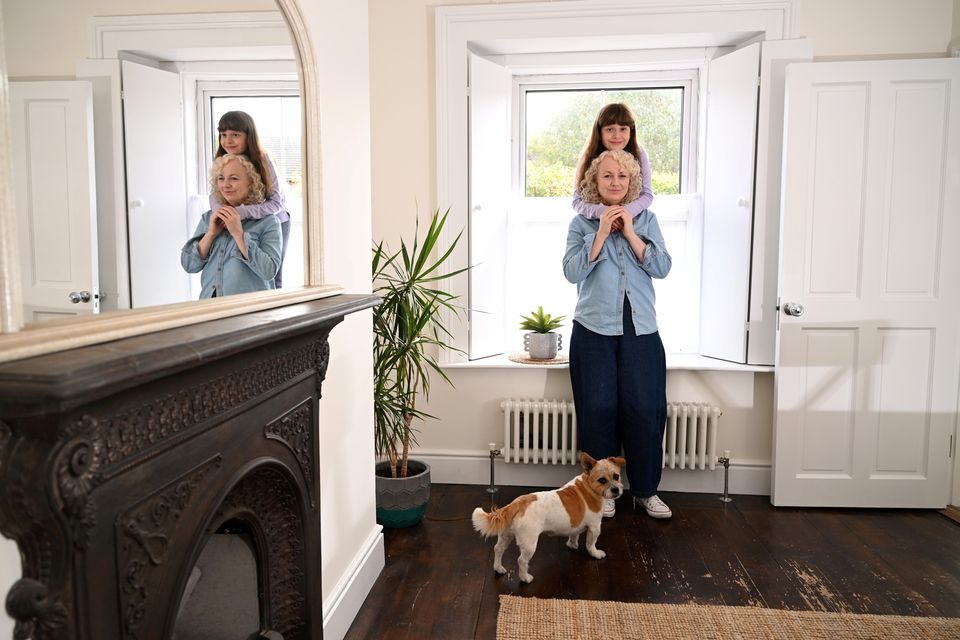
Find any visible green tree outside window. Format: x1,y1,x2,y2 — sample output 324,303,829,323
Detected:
525,88,683,198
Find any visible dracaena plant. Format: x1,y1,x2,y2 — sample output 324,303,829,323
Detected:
372,209,468,478
519,306,566,334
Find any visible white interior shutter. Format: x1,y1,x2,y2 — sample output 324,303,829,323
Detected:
747,39,813,365
699,43,760,363
467,53,512,359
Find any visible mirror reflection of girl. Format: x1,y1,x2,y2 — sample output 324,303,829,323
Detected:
182,154,282,298
211,110,290,288
572,103,653,230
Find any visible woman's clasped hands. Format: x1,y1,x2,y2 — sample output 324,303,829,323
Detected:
598,205,631,237
207,205,249,258
213,205,244,236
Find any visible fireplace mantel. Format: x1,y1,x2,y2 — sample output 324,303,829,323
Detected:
0,294,377,640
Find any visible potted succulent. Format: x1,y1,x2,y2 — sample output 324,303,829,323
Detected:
371,209,467,527
519,306,566,360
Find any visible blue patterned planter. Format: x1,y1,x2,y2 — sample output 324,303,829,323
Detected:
375,460,431,528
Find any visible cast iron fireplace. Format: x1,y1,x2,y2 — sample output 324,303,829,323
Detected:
0,295,376,640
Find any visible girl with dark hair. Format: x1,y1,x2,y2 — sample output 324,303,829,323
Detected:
572,103,654,223
210,110,291,288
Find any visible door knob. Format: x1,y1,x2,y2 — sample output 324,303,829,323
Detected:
68,290,92,304
782,302,804,317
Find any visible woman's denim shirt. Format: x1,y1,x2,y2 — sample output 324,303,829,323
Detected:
181,211,282,299
562,210,672,336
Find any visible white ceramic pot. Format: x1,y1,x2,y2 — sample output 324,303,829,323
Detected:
523,332,561,360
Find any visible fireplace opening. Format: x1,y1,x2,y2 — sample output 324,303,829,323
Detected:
173,519,262,640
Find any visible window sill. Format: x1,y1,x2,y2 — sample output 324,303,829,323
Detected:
442,353,774,373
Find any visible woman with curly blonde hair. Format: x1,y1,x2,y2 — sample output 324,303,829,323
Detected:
562,148,673,520
579,148,642,206
181,154,281,298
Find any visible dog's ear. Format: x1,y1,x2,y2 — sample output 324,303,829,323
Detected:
609,456,626,468
580,452,597,472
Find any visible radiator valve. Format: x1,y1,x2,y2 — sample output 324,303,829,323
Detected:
487,443,502,496
717,449,733,503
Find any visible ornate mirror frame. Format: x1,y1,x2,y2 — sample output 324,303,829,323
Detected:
0,0,339,364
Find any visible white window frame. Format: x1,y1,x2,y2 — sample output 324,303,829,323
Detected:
436,0,800,363
507,72,701,354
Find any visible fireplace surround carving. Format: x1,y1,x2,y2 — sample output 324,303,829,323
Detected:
0,294,377,640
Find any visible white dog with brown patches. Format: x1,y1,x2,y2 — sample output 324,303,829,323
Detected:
472,452,625,583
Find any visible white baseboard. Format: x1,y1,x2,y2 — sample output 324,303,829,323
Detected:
416,450,771,496
322,525,385,640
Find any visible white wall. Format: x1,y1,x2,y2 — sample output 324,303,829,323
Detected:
799,0,953,58
367,0,957,489
955,0,960,39
424,366,774,466
1,1,377,638
2,0,274,76
293,0,379,635
954,0,960,510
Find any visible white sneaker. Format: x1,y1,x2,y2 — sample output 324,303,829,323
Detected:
602,498,616,518
636,495,672,519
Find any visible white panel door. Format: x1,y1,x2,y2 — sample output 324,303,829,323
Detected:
699,43,760,363
10,81,100,323
468,53,511,359
122,61,191,307
773,58,960,507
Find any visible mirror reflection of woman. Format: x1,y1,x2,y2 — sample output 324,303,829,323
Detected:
181,154,281,298
562,148,673,520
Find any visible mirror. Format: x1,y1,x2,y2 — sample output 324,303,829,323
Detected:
0,0,337,363
2,1,310,326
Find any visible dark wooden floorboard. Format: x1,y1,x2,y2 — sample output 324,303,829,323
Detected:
344,485,960,640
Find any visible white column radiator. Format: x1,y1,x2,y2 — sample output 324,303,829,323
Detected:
499,399,722,470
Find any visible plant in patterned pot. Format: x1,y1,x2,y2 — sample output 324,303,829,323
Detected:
519,306,566,360
372,209,468,527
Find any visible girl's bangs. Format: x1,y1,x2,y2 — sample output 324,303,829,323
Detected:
597,105,635,128
217,113,249,133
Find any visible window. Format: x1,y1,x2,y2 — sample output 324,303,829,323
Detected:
492,73,701,358
525,87,685,197
439,1,798,366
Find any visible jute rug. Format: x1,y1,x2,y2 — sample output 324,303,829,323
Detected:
496,595,960,639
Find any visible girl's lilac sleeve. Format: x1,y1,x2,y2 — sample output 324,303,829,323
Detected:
622,146,654,217
571,191,607,220
236,156,286,220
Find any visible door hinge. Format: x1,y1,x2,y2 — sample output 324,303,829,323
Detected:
950,434,956,458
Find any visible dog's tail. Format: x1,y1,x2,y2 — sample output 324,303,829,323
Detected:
473,495,534,538
472,507,506,538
